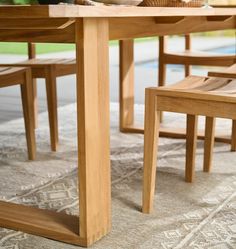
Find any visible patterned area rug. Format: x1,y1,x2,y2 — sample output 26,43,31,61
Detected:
0,103,236,249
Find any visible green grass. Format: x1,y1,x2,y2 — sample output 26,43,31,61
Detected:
0,38,157,55
0,41,119,55
0,42,73,55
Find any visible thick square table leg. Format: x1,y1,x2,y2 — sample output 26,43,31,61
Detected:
76,18,111,246
0,18,111,248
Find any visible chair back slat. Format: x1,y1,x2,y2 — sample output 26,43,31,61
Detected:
28,43,36,59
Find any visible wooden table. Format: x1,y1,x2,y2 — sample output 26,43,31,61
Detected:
0,5,235,247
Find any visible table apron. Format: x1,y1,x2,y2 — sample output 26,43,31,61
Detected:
0,16,235,43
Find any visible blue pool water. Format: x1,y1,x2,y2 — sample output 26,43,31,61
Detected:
141,45,236,69
213,45,236,54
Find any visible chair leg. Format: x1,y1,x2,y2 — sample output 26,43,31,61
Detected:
158,62,166,88
185,114,198,183
185,65,191,77
32,78,38,129
143,89,160,214
45,66,58,152
231,120,236,151
21,70,36,160
158,37,166,123
158,61,166,123
119,40,135,131
203,117,215,172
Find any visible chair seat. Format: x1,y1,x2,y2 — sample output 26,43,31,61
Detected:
0,67,28,88
168,49,235,58
14,58,76,67
208,63,236,79
155,75,236,103
163,50,236,66
0,66,26,76
0,59,76,78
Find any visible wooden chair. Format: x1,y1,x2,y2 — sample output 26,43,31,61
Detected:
0,67,36,160
1,43,76,151
143,75,236,213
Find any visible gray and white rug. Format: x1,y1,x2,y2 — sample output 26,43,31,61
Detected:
0,103,235,249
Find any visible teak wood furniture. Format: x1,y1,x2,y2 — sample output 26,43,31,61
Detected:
0,5,236,247
1,43,76,151
143,75,236,213
120,29,236,146
0,67,36,160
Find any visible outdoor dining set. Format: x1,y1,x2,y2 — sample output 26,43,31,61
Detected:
0,2,236,247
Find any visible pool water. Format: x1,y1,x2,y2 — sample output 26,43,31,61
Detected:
140,45,236,69
213,45,236,54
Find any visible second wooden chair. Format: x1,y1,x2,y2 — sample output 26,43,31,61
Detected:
1,43,76,151
0,67,36,160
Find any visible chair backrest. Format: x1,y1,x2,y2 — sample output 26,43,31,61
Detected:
185,34,191,50
159,34,191,54
27,43,36,60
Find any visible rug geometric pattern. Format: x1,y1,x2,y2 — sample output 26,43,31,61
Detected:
0,103,235,249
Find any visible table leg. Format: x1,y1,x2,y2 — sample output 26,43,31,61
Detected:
0,19,111,248
119,39,135,132
76,18,111,245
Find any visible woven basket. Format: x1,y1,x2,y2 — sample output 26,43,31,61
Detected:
140,0,204,7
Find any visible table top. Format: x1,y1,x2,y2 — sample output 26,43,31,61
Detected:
0,5,236,18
